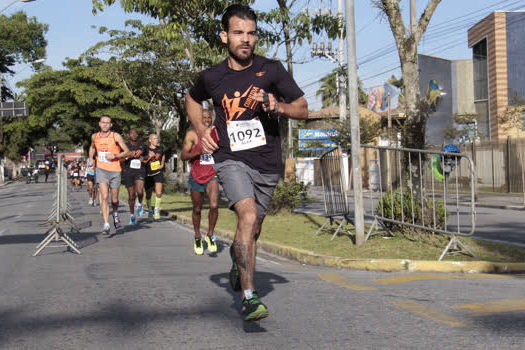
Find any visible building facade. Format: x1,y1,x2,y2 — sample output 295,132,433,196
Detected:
468,11,525,140
418,54,476,145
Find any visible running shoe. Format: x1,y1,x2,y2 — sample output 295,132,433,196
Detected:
148,209,154,222
205,235,217,253
113,215,122,229
241,292,269,322
102,223,111,235
229,245,241,292
154,208,160,220
88,199,93,206
129,215,136,225
137,203,144,217
194,238,204,255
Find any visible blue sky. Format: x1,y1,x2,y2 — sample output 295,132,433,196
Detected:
2,0,524,110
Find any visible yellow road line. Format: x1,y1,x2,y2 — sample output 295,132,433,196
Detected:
318,274,377,291
374,273,509,285
391,301,474,327
454,298,525,314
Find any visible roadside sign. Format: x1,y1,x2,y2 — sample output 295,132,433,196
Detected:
299,129,337,151
0,102,29,118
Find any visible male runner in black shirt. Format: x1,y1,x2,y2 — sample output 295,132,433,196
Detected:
186,4,308,322
122,129,147,225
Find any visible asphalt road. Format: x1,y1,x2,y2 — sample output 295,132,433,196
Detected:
0,177,525,349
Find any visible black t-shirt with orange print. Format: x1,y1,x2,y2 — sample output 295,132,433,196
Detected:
189,55,304,175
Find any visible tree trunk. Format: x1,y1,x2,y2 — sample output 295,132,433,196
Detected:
400,56,425,150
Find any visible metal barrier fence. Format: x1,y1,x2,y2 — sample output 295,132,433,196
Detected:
315,147,354,240
34,156,81,256
317,145,477,261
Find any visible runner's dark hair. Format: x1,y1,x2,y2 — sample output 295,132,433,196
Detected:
221,4,257,32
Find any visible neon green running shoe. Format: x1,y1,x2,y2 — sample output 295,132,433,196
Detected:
205,235,217,253
241,292,269,322
148,209,154,222
194,238,204,255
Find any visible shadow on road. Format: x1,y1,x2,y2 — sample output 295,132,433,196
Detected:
209,270,289,333
0,300,227,346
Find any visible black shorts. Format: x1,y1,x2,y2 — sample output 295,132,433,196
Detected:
145,172,164,189
123,169,146,188
86,174,96,183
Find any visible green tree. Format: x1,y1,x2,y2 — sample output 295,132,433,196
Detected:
18,57,144,154
0,11,48,180
0,11,47,100
316,68,367,108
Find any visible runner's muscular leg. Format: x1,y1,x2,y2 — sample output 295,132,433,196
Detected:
111,187,119,212
205,180,219,236
155,182,163,198
233,197,258,292
190,190,204,238
127,186,136,215
135,180,144,204
99,183,110,223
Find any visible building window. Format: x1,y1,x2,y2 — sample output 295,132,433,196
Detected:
473,39,488,101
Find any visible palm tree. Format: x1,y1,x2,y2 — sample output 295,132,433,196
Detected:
316,69,368,108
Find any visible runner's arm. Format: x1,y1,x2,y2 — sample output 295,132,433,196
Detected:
180,131,201,161
185,93,217,154
256,91,308,120
108,133,130,160
88,135,96,169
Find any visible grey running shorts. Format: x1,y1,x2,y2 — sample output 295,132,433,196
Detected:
213,159,280,218
96,167,121,189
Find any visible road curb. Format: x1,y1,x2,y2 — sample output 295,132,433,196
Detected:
167,212,525,274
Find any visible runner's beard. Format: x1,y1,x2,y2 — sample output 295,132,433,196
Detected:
228,43,254,65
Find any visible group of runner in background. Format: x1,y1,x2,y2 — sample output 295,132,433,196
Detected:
76,116,167,235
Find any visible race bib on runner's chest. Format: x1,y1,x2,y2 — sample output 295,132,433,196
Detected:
150,161,160,171
130,159,141,169
200,154,215,165
98,152,110,163
227,118,266,152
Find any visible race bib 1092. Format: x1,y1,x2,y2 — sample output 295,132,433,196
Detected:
227,118,266,152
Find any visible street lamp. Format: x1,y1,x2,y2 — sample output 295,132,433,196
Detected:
1,0,36,14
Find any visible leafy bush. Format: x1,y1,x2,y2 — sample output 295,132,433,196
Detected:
267,181,312,215
376,191,450,238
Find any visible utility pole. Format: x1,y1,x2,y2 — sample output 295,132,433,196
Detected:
310,1,346,122
345,0,364,246
337,0,346,122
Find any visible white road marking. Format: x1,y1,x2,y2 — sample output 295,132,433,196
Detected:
0,229,7,236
